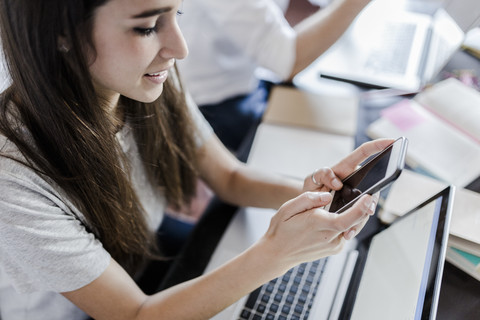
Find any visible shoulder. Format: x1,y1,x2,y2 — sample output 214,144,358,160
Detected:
0,132,90,230
1,134,57,202
0,135,111,294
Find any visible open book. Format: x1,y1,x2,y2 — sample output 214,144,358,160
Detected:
367,78,480,187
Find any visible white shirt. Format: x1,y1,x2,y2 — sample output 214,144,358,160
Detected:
177,0,296,105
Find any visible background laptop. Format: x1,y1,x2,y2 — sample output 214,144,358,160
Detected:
305,0,480,92
204,185,454,320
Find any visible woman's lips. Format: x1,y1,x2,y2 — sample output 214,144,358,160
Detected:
144,70,168,84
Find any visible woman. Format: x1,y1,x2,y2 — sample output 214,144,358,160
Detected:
0,0,390,319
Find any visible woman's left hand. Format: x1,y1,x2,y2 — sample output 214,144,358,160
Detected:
302,138,394,193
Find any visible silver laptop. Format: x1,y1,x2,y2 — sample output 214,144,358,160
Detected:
309,0,480,92
204,186,454,320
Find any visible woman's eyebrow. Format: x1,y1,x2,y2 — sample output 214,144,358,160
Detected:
131,8,171,19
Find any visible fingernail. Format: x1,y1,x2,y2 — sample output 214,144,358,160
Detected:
319,192,331,202
369,202,376,215
345,229,355,240
332,178,342,189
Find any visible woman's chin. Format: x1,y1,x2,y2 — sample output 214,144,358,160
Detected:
131,87,164,103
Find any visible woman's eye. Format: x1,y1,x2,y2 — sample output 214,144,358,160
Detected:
134,26,157,37
134,10,182,37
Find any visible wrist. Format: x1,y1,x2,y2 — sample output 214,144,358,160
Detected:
245,236,296,280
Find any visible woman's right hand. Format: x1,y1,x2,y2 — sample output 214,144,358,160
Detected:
258,190,375,276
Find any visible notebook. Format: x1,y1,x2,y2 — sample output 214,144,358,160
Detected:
262,86,358,137
306,0,480,92
204,185,454,320
246,123,354,180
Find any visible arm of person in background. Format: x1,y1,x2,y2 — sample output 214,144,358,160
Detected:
196,0,371,81
290,0,371,78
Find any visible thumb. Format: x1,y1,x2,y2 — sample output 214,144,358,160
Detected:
278,192,332,221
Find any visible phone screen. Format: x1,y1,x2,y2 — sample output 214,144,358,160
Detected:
328,145,393,213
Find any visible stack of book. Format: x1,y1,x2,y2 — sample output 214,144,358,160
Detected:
462,27,480,59
367,78,480,281
378,169,480,281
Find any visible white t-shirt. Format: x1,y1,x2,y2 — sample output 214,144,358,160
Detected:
177,0,296,105
0,95,213,320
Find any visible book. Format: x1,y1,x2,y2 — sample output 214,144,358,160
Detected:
446,246,480,281
263,85,358,136
367,78,480,187
449,234,480,258
247,123,354,180
380,168,480,280
379,169,480,257
462,27,480,59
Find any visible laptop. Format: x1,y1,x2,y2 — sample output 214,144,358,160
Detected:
204,185,454,320
306,0,480,92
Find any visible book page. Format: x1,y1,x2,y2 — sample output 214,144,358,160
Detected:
414,78,480,143
367,99,480,186
247,123,354,180
381,169,447,216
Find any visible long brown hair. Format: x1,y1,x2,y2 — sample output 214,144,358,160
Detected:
0,0,199,273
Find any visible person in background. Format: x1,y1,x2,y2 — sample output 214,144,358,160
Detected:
177,0,372,154
0,0,389,319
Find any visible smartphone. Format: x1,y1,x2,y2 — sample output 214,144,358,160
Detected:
325,137,408,213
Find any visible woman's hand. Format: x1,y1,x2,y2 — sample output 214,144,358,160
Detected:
303,138,395,192
300,139,393,241
259,190,376,275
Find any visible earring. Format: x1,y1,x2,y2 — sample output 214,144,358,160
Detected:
58,43,70,53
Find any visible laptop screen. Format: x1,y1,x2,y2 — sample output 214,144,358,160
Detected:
348,187,453,320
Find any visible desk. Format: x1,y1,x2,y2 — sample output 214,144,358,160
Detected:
160,49,480,319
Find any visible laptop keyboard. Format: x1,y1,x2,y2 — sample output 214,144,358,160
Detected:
365,22,417,75
238,258,328,320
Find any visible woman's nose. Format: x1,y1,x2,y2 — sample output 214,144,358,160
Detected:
158,22,188,60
